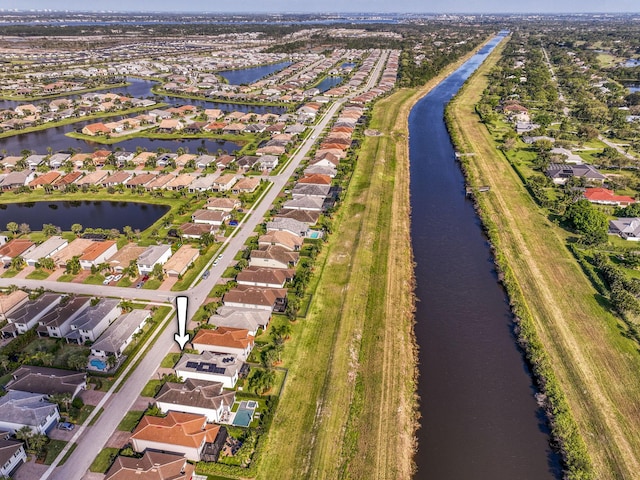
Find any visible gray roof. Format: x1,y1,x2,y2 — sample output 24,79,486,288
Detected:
195,155,216,167
266,217,308,237
175,352,242,380
6,293,60,325
0,439,24,467
0,391,57,429
212,306,271,330
38,296,90,328
6,366,86,397
22,236,67,262
546,163,606,181
71,298,120,332
282,196,324,210
155,379,235,411
609,217,640,238
138,245,171,267
304,164,337,177
91,309,150,355
291,183,331,198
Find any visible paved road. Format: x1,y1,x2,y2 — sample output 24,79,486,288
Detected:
33,50,391,480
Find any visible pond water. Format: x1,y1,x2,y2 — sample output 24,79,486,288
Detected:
315,76,343,92
218,61,292,85
0,200,169,231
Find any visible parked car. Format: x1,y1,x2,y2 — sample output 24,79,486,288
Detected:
58,422,75,431
202,270,210,279
213,260,219,267
113,274,122,282
135,282,144,289
103,275,114,285
142,275,150,281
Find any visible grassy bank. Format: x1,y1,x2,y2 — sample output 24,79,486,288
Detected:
447,40,640,479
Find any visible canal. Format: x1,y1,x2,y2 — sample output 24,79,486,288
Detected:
409,34,562,479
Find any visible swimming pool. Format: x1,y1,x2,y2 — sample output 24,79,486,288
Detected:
308,231,320,239
90,359,107,370
232,408,253,427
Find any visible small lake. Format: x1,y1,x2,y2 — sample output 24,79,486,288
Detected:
625,84,640,93
218,61,292,85
315,76,343,92
0,200,169,231
624,59,640,68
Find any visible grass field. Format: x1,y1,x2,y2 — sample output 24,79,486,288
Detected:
448,41,640,479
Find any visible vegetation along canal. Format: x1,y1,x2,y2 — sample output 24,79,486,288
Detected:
409,34,562,479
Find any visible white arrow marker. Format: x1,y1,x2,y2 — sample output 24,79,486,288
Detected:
174,296,190,350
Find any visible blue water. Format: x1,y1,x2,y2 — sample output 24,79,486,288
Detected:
90,359,107,370
233,408,253,427
342,62,356,69
315,76,343,93
219,61,292,85
308,231,320,239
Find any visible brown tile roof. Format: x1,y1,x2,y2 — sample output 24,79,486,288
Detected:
0,239,35,259
236,266,294,287
52,171,82,187
298,174,332,185
105,450,193,480
79,240,116,261
131,411,220,448
258,231,303,251
223,285,287,307
29,171,61,187
192,326,254,350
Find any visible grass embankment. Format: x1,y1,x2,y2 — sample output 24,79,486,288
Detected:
448,41,640,479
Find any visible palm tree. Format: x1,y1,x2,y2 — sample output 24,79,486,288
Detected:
15,426,33,451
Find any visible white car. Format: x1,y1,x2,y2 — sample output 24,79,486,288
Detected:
113,274,123,282
103,275,114,285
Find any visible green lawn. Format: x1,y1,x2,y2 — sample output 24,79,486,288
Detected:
1,269,19,278
83,274,105,285
56,274,76,282
141,379,162,397
26,269,51,280
43,439,68,465
142,279,162,290
89,447,120,473
117,410,145,432
160,353,181,368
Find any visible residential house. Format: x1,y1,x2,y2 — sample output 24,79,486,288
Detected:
609,218,640,241
174,352,243,389
0,433,27,478
195,155,217,170
0,391,59,434
291,183,331,198
125,173,157,189
163,245,200,277
79,241,117,270
37,296,91,339
249,245,299,270
100,171,133,188
584,187,635,207
258,230,303,252
75,170,108,187
158,119,184,132
155,379,235,423
165,174,196,191
178,223,216,239
137,245,172,275
191,327,254,359
210,306,271,335
90,309,151,359
1,293,61,338
191,209,230,227
104,451,194,480
232,177,261,194
51,238,94,268
67,298,121,344
236,156,259,171
236,266,294,289
282,196,325,212
205,197,240,212
21,236,67,267
545,163,607,185
131,412,227,462
0,290,29,322
266,217,309,237
6,366,87,399
107,244,147,273
223,285,287,312
188,175,218,193
29,171,61,189
0,171,35,190
52,171,82,191
24,155,46,170
82,123,111,136
0,239,35,267
211,174,238,192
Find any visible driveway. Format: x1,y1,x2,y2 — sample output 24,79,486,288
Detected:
15,457,48,480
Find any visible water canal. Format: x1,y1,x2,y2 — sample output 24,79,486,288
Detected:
409,34,562,479
218,61,292,85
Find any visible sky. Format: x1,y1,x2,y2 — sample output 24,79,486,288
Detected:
2,0,639,14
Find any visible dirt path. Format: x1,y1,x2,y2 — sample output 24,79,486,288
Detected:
450,43,640,479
